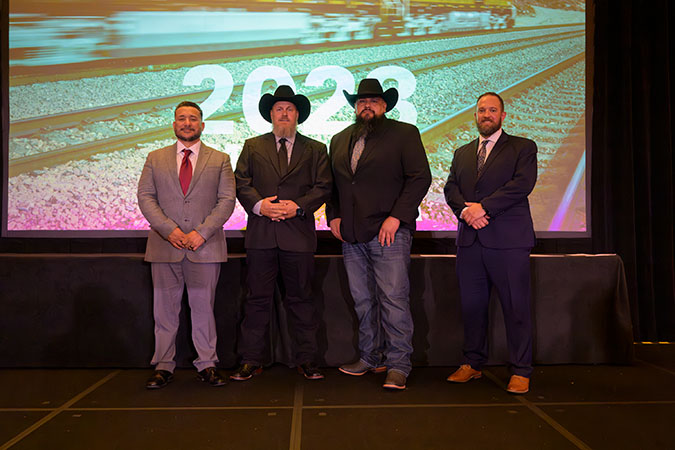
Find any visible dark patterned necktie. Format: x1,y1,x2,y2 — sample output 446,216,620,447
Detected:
278,138,289,175
477,140,489,176
179,149,192,195
351,136,365,173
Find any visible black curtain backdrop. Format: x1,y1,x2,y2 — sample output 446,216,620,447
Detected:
1,0,674,340
592,0,675,340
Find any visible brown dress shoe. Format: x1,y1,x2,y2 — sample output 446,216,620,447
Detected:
447,364,482,383
506,375,530,394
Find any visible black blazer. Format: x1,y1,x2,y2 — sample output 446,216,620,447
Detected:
444,131,537,249
235,132,332,252
326,118,431,243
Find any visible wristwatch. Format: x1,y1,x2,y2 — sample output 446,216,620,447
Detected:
296,207,306,220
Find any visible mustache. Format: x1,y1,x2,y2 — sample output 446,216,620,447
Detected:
175,128,201,140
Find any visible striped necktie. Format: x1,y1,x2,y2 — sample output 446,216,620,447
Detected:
477,140,489,176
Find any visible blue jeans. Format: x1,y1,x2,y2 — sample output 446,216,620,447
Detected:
342,228,413,376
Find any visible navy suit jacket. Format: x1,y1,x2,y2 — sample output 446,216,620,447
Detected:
444,131,537,249
235,132,332,253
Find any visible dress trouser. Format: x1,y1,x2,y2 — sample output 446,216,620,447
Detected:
150,259,221,372
456,240,533,377
238,248,318,365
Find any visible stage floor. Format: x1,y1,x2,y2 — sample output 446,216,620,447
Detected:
1,344,673,450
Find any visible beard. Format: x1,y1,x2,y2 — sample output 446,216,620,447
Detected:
475,116,502,137
272,122,297,139
175,127,202,143
353,111,386,137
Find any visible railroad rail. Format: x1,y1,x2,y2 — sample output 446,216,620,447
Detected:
418,52,586,231
9,28,584,177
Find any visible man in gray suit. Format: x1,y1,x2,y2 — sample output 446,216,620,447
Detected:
138,101,236,389
232,85,331,381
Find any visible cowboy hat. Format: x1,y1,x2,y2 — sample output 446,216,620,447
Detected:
343,78,398,112
259,85,311,124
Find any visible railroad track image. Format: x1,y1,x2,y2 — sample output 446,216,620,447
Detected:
7,17,587,233
421,54,586,232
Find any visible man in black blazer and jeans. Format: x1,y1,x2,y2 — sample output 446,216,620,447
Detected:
233,85,332,381
327,79,431,390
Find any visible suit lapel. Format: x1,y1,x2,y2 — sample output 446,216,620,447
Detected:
287,134,307,175
344,127,357,175
163,144,184,196
187,143,212,195
261,133,283,177
352,119,391,174
462,139,479,187
355,135,378,173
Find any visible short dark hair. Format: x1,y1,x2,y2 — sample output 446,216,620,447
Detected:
175,101,203,119
476,92,504,111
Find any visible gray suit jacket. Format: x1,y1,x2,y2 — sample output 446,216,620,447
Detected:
137,143,236,263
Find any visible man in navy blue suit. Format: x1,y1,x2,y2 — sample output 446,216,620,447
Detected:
443,92,537,394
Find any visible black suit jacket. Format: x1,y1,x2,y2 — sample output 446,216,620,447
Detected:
235,132,332,252
326,118,431,243
443,131,537,249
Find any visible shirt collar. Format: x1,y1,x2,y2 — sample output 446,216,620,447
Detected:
177,140,201,156
479,128,502,146
275,133,296,147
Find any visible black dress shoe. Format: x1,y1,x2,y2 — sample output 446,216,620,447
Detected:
145,370,173,389
298,363,324,380
197,367,227,387
230,363,262,381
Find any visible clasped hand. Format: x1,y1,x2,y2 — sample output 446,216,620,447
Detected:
260,195,299,221
461,202,490,229
168,228,205,251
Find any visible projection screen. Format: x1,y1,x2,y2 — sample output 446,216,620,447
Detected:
4,0,588,236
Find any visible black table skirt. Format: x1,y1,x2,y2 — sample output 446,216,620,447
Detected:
0,254,633,368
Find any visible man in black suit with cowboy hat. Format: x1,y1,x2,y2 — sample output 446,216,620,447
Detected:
326,79,431,390
232,85,332,381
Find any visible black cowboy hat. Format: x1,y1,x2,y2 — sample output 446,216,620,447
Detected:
343,78,398,112
259,85,311,124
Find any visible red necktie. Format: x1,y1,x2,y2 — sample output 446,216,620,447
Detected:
179,149,192,195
